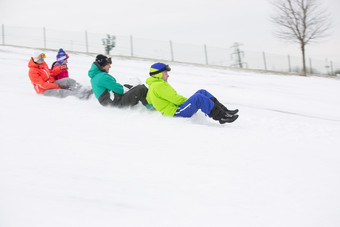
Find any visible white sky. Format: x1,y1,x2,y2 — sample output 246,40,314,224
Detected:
1,0,339,62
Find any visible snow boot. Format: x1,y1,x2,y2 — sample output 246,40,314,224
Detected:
210,97,239,115
208,104,230,124
219,113,239,124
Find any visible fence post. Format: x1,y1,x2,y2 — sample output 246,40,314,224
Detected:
330,61,334,76
43,27,46,49
309,58,313,74
1,24,4,45
85,30,89,53
204,44,208,65
169,40,174,61
288,55,291,72
130,35,133,57
262,52,267,70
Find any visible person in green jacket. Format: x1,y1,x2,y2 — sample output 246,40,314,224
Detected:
88,55,150,108
146,63,239,124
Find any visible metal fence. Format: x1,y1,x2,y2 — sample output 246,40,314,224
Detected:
1,24,339,75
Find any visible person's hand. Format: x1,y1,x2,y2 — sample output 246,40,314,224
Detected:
60,65,68,71
124,84,133,89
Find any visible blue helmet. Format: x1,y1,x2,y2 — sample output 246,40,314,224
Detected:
149,63,171,78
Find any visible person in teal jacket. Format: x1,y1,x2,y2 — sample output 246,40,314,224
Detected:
146,63,239,124
88,55,149,108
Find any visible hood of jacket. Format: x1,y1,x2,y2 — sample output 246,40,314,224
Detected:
146,76,163,86
88,62,105,79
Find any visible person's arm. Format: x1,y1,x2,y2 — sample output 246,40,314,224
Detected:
29,70,60,90
54,68,69,79
101,73,125,95
51,65,67,77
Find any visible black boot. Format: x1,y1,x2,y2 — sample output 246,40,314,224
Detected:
219,113,239,124
208,104,226,121
208,104,238,124
210,97,239,115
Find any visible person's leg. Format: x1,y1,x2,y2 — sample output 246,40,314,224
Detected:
54,78,77,90
174,93,215,118
54,78,92,99
175,91,239,124
193,89,238,115
116,85,148,107
43,88,75,98
195,89,214,99
210,97,239,115
43,88,91,100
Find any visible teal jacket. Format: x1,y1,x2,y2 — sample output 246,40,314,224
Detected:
88,63,124,99
146,76,187,116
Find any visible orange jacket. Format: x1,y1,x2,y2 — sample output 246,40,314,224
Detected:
28,58,65,94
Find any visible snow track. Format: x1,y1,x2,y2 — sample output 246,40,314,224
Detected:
1,46,340,227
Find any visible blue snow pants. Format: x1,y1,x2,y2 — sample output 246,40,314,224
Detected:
174,89,215,118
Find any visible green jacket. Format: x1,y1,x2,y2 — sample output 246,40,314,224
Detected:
146,76,187,116
88,63,124,99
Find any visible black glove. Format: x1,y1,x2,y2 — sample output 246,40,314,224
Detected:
123,84,133,89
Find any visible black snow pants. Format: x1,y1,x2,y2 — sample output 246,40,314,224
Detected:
98,84,148,107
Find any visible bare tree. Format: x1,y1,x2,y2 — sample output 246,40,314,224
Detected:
270,0,332,76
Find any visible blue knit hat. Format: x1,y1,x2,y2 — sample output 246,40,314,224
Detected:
56,48,69,64
149,63,171,78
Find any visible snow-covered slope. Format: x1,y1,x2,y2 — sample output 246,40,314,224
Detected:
1,46,340,227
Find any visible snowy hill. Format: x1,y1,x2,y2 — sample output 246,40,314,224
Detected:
1,46,340,227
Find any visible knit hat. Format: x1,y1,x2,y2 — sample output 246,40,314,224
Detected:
56,48,69,64
149,63,171,78
95,54,112,66
32,50,46,62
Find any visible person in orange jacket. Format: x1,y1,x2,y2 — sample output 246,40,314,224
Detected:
28,50,92,99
